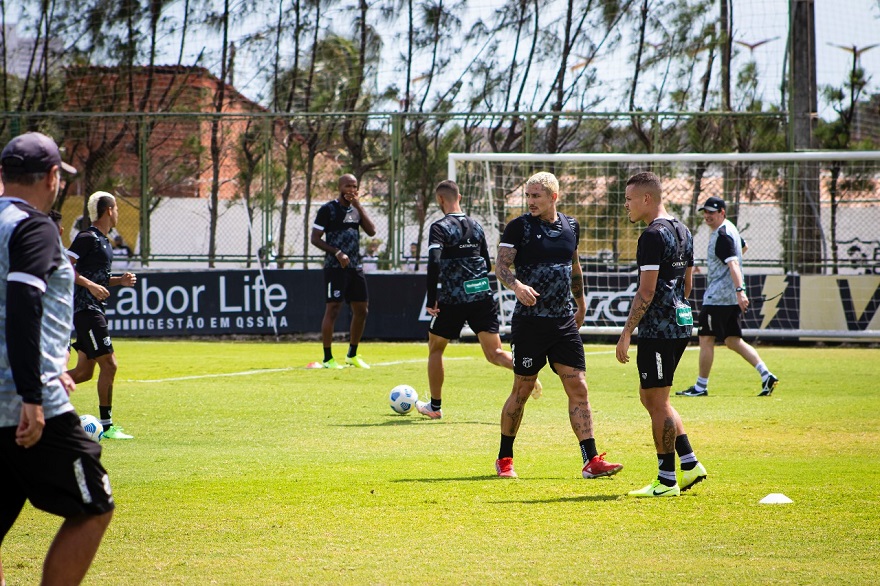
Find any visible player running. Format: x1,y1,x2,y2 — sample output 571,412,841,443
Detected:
67,191,137,440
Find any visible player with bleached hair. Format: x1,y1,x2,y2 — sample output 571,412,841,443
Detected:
66,191,137,439
493,171,622,480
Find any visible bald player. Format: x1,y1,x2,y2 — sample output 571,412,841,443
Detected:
310,174,377,369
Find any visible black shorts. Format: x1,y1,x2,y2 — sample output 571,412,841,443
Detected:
0,411,114,539
324,267,369,303
72,309,114,359
636,338,689,389
510,315,585,376
429,297,500,340
698,305,743,341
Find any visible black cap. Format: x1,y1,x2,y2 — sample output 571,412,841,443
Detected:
698,196,726,212
1,132,77,175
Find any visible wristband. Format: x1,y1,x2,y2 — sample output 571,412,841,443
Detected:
335,250,343,257
735,287,745,292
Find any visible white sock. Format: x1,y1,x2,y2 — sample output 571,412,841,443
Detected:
679,452,697,466
695,377,709,392
756,362,770,379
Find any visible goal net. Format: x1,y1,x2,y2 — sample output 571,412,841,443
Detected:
448,152,880,340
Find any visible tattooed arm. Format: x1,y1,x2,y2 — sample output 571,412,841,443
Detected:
495,245,539,307
571,250,586,327
615,269,658,364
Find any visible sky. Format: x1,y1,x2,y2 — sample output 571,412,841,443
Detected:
10,0,877,118
366,0,880,117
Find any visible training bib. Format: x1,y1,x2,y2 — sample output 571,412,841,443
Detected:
463,277,490,295
676,305,694,327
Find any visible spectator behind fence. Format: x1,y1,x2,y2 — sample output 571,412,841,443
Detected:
362,238,381,273
112,233,133,271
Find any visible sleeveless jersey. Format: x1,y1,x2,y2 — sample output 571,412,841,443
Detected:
636,217,694,339
499,212,579,318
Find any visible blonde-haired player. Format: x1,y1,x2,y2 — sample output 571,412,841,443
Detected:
493,172,622,479
66,191,137,439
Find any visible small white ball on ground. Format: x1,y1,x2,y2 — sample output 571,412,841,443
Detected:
389,385,418,414
79,414,104,442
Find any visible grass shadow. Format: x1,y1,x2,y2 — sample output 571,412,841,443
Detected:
491,494,623,504
334,418,495,428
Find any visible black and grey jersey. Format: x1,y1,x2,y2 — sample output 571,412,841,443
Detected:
0,197,75,427
426,213,492,306
636,217,694,339
68,226,113,314
314,199,365,270
500,213,579,318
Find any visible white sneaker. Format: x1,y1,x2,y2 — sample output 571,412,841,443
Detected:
415,400,442,420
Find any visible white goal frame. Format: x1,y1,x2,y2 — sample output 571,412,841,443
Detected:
449,151,880,341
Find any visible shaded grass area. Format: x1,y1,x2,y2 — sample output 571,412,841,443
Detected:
4,342,879,584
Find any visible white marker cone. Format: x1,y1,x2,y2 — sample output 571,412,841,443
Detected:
760,493,793,504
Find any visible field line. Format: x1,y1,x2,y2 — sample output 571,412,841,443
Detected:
125,367,297,383
124,348,696,383
123,357,474,383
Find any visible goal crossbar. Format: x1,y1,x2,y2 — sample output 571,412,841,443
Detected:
448,151,880,179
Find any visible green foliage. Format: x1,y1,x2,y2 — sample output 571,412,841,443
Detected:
5,341,879,584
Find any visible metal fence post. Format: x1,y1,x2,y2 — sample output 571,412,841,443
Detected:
139,115,151,265
263,115,274,260
389,113,401,267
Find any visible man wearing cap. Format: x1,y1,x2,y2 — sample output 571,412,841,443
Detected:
66,191,137,439
0,132,114,585
677,196,779,397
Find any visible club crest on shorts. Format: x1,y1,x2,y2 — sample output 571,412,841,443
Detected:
102,336,111,347
522,357,533,368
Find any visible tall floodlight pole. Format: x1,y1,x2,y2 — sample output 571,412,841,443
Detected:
788,0,822,273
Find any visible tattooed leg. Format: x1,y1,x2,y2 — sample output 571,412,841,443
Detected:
500,374,537,436
557,366,594,441
639,386,684,452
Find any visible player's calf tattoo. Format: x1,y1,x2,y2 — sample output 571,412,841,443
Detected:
662,416,676,452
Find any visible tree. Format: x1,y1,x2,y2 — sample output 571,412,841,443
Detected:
235,118,268,267
339,0,389,181
207,0,231,268
394,0,468,267
816,56,876,273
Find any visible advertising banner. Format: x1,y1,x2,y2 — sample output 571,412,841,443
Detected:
104,270,880,339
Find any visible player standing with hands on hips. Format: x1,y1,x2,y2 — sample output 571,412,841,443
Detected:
415,180,541,420
0,132,113,586
676,196,778,397
67,191,137,439
310,174,377,369
493,172,622,479
616,172,707,497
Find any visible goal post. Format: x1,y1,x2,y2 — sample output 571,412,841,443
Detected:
448,151,880,340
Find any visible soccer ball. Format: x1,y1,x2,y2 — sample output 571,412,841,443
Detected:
79,414,103,442
389,384,418,414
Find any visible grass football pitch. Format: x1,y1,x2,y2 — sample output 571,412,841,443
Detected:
4,340,879,584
